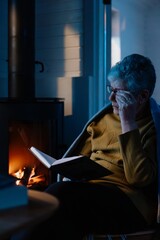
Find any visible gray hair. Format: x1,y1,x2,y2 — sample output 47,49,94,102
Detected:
107,54,156,96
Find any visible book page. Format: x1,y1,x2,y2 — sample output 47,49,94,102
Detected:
29,147,57,168
52,155,83,165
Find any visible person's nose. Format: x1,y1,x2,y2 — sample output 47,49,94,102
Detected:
109,91,116,101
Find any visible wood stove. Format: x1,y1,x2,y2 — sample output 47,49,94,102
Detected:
0,0,65,189
0,98,64,189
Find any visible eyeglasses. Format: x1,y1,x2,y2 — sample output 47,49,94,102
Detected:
106,83,143,99
106,85,126,94
106,85,138,96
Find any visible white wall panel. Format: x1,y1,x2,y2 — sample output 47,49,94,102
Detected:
35,0,83,106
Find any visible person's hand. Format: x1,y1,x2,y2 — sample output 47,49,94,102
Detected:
115,90,138,133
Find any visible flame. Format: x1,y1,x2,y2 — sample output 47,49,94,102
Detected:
13,168,24,185
11,166,48,188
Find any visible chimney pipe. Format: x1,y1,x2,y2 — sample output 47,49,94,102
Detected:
8,0,35,100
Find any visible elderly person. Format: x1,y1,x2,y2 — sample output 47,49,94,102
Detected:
13,54,160,240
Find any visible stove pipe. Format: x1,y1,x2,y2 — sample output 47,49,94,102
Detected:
8,0,35,100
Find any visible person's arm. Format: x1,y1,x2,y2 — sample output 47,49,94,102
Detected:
118,127,157,187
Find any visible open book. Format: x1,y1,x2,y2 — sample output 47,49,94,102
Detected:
29,146,112,181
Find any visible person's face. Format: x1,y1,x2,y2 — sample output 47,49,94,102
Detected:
107,80,125,114
107,80,149,116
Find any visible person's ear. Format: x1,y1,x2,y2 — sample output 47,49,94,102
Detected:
138,89,150,104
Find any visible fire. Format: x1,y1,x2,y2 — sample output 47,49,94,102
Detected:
12,166,48,189
13,168,25,185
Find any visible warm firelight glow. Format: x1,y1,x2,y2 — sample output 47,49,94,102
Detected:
9,121,51,190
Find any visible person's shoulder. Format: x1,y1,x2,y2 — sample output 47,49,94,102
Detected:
91,103,113,123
